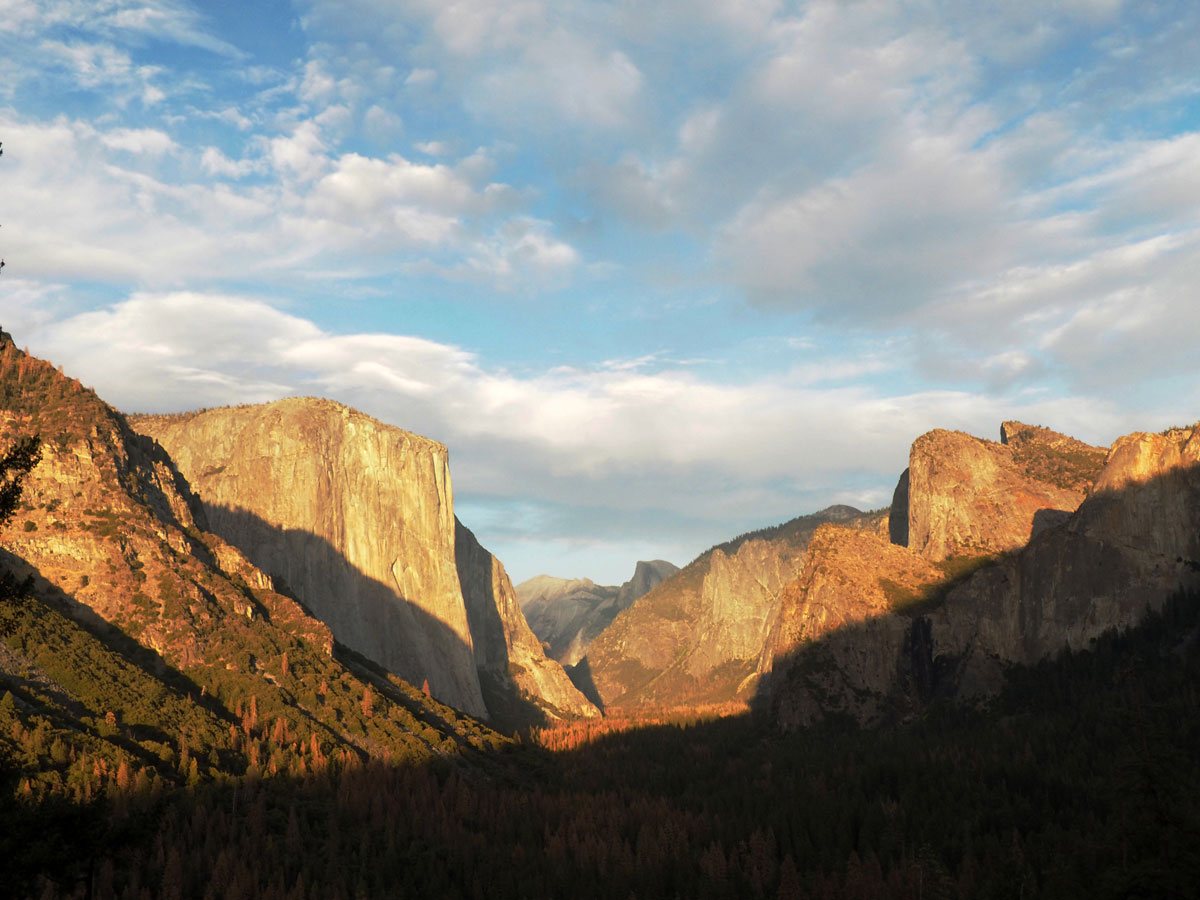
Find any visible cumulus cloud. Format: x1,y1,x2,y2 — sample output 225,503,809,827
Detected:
407,217,579,291
0,110,573,292
200,146,264,179
99,127,176,156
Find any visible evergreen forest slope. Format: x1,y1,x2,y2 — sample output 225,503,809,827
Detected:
0,328,509,883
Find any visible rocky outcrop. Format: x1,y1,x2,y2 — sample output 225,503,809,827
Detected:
758,525,941,676
518,560,678,665
761,525,945,726
132,399,595,724
584,505,879,709
925,424,1200,698
765,423,1200,729
898,424,1105,561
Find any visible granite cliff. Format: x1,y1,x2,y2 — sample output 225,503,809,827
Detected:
583,505,882,709
898,423,1105,561
0,329,501,769
517,559,679,665
456,519,600,721
763,422,1200,728
131,399,596,724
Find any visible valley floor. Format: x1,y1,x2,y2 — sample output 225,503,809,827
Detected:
4,592,1200,899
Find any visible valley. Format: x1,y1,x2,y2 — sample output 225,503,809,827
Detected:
3,328,1199,898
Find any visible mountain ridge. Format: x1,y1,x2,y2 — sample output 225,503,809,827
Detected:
517,559,679,665
761,420,1200,727
583,504,881,709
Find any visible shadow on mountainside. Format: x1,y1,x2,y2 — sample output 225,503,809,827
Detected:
194,503,553,732
13,586,1200,900
752,458,1200,728
0,548,234,758
562,657,604,711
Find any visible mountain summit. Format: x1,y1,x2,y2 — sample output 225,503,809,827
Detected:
518,559,679,665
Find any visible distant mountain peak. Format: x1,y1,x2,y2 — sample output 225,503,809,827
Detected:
518,558,679,666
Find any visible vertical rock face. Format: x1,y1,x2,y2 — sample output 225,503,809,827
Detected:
517,559,679,666
903,425,1105,561
132,399,596,724
932,424,1200,677
455,519,600,720
887,469,909,547
133,400,488,718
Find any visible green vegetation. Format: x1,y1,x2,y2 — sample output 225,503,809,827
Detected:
881,552,1007,617
1005,425,1108,493
0,340,110,450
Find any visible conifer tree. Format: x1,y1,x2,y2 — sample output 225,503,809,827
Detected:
361,684,374,718
0,434,41,635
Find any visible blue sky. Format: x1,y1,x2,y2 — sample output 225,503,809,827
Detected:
3,0,1200,585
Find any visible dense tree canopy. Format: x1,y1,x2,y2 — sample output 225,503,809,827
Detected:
2,587,1198,898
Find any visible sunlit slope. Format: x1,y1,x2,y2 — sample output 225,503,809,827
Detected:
0,328,506,789
584,505,881,709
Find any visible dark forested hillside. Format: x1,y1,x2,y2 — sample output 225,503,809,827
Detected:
5,588,1198,899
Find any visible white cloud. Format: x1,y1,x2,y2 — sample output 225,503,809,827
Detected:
405,68,437,86
0,108,577,293
309,152,494,218
39,39,135,87
269,120,329,182
299,59,338,103
200,146,264,179
99,126,176,156
409,217,579,291
9,293,1145,508
363,105,403,141
415,140,451,156
103,1,245,57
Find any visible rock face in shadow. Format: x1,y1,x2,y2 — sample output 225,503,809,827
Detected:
455,518,600,721
132,399,595,723
763,422,1200,729
584,505,882,710
518,560,679,665
901,424,1105,561
926,424,1200,699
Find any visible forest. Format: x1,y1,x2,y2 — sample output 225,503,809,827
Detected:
3,586,1198,899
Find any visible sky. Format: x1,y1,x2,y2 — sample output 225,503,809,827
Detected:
2,0,1200,585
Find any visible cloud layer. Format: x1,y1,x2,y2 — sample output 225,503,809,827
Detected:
2,0,1199,580
9,292,1160,583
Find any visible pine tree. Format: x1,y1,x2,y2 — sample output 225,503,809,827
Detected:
0,434,41,635
361,684,374,718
